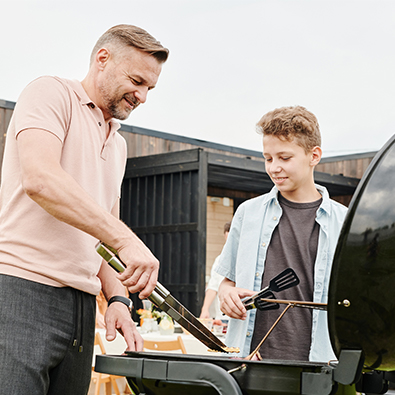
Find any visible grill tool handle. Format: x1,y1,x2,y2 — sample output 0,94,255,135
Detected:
96,242,167,308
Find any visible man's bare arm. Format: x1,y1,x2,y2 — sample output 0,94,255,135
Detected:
17,128,159,298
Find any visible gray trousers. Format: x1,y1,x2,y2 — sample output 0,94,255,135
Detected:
0,274,96,395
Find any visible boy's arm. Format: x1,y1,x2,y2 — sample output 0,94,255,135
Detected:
218,278,255,320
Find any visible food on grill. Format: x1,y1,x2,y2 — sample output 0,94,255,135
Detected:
208,346,240,353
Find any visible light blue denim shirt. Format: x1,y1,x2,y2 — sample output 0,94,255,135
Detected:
215,184,347,362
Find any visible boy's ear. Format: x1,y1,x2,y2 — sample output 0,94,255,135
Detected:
310,146,322,166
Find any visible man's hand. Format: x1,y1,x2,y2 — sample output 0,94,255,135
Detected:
115,239,159,300
104,302,143,351
218,278,255,320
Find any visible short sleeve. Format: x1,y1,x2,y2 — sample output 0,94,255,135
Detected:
14,76,71,143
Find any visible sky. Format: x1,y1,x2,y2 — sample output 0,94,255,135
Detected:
1,0,395,157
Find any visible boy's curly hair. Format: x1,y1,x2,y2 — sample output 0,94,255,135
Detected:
256,106,321,152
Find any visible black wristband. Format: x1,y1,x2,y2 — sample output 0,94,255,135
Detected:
107,296,133,312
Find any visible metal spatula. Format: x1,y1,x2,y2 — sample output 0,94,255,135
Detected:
243,268,300,309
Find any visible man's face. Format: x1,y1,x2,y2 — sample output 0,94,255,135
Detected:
262,135,316,202
97,47,162,121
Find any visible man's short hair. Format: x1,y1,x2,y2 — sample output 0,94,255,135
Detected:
256,106,321,152
90,24,169,65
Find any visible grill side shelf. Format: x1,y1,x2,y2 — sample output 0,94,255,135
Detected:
95,354,243,395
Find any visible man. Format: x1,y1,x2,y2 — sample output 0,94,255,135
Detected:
0,25,169,394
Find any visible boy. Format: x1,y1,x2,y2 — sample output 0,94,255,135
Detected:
216,106,347,362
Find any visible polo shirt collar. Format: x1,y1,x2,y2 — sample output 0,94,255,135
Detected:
69,79,93,106
68,79,121,133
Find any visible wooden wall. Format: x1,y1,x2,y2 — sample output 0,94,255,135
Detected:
206,197,233,281
0,105,264,182
315,153,376,206
118,128,263,161
119,126,377,181
0,100,376,182
316,155,375,179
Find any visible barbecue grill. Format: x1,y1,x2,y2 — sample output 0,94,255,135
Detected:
95,134,395,394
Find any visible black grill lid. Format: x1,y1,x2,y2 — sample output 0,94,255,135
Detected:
328,134,395,371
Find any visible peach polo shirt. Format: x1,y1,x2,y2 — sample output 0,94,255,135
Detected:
0,76,127,295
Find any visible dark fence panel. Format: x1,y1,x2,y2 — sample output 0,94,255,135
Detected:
121,149,207,316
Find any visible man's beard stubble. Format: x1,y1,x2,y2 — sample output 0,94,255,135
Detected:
98,79,140,121
108,93,140,120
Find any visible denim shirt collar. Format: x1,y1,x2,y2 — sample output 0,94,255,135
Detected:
265,184,332,217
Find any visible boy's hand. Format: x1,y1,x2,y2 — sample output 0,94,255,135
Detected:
218,278,255,320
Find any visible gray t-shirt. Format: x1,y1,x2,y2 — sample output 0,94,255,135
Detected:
250,193,322,361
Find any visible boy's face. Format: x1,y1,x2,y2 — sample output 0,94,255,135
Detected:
262,135,321,202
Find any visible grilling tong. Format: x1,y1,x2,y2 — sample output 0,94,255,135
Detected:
242,268,327,312
96,242,229,353
242,268,300,311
